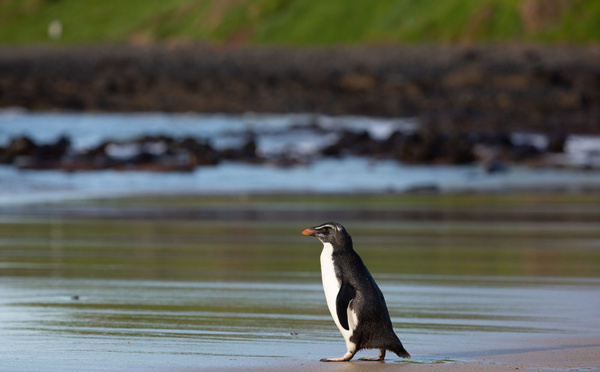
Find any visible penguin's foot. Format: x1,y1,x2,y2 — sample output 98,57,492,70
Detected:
358,349,386,362
320,351,355,362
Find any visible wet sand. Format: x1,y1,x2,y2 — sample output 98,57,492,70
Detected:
2,194,599,372
205,337,600,372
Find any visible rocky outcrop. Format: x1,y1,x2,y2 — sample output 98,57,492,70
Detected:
2,135,221,172
0,44,599,134
0,124,575,172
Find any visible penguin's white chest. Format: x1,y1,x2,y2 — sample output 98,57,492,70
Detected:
320,243,340,320
320,243,355,343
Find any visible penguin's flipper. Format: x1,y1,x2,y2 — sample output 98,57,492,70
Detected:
336,280,356,331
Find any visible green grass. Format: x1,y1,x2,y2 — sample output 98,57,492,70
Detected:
1,0,599,45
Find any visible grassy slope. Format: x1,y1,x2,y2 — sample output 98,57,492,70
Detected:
1,0,599,45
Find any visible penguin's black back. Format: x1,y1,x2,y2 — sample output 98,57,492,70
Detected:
332,247,410,358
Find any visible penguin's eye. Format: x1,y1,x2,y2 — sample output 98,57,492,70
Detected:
319,224,337,232
314,227,328,235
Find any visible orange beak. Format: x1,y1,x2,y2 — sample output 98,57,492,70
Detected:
302,227,316,236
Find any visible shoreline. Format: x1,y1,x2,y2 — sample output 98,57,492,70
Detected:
2,190,599,372
197,335,600,372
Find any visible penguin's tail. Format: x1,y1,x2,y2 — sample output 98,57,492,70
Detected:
392,344,411,359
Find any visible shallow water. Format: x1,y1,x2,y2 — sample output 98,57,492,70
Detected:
1,205,600,371
2,276,599,371
2,110,600,204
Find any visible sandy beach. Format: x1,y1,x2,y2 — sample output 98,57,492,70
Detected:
2,195,599,372
205,336,600,372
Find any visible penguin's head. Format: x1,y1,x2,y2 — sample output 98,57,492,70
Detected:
302,221,352,247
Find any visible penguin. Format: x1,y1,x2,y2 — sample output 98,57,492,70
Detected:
302,221,410,362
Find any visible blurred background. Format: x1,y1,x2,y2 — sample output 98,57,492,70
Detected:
1,0,600,200
1,1,600,371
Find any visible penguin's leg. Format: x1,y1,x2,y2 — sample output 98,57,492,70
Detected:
320,350,356,362
358,349,386,361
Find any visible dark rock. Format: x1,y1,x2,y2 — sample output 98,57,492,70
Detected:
240,133,258,159
5,134,223,171
177,137,220,166
130,150,157,165
322,130,377,157
390,126,476,165
480,131,514,149
511,144,541,161
2,45,598,134
377,130,405,157
443,133,476,164
1,136,37,164
33,135,71,160
84,140,110,158
396,129,445,164
547,129,567,153
221,133,259,162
